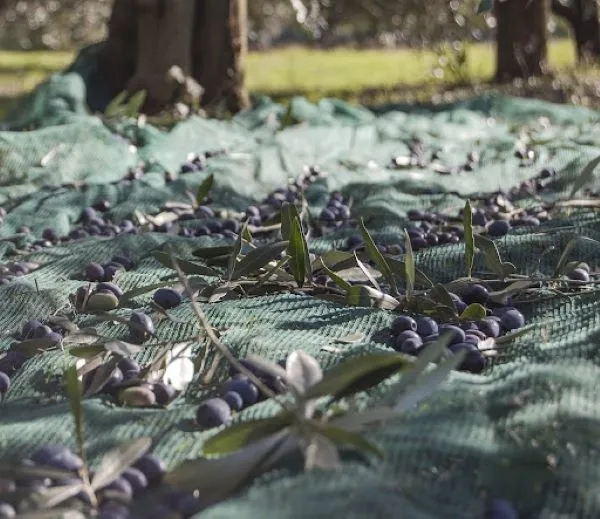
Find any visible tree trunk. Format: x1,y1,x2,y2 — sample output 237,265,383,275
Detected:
495,0,549,81
552,0,600,61
96,0,249,114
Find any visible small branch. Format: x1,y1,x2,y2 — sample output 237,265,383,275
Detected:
170,254,293,412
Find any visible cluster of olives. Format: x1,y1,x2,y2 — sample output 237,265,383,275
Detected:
179,149,227,175
0,445,168,519
82,357,177,408
195,358,285,429
317,191,352,228
83,255,135,283
389,283,526,374
0,260,40,285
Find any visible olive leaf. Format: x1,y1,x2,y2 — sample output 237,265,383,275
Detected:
63,328,101,345
385,256,433,289
104,340,143,357
202,414,294,456
309,421,384,459
227,226,245,281
242,224,253,243
570,153,600,198
286,350,323,394
304,434,341,470
165,430,295,502
288,215,309,288
474,234,516,280
69,345,107,359
12,338,61,356
104,90,128,117
553,236,600,277
380,334,453,407
153,252,220,277
195,173,214,204
90,438,151,491
83,356,119,397
63,366,86,466
392,346,466,413
281,202,292,241
463,200,474,278
231,241,289,280
404,229,415,300
163,343,195,391
429,284,458,315
47,316,78,333
320,263,351,291
459,303,487,321
494,324,536,344
346,285,400,310
193,245,234,259
488,280,536,305
353,251,381,291
123,89,147,118
245,354,288,381
303,352,412,402
358,218,398,295
30,483,85,510
312,251,355,273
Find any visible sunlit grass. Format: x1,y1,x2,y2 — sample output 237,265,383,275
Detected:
0,38,583,117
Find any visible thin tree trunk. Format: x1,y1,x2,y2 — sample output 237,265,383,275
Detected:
191,0,249,112
96,0,249,114
495,0,549,81
552,0,600,61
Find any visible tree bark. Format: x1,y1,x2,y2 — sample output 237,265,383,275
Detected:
96,0,249,114
552,0,600,61
495,0,549,81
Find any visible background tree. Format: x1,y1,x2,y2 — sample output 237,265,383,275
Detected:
551,0,600,61
96,0,249,114
494,0,549,81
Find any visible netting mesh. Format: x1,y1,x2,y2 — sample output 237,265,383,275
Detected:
1,60,600,519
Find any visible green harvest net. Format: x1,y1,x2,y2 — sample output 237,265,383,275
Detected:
2,53,600,519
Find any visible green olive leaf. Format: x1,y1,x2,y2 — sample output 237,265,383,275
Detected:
303,351,412,402
403,229,415,300
358,218,398,295
463,200,474,278
203,414,294,456
570,153,600,198
346,285,400,310
309,421,384,459
154,251,220,277
474,233,516,280
232,241,289,280
459,303,487,321
288,215,308,287
91,438,152,491
195,173,214,205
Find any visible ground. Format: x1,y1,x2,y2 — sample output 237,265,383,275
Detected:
1,38,599,118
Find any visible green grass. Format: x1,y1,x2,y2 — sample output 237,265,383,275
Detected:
0,38,583,116
246,39,577,94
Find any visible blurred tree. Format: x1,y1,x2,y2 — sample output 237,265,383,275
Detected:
551,0,600,61
495,0,549,81
96,0,249,114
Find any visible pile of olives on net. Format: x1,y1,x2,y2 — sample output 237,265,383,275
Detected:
82,356,177,409
0,444,209,519
388,283,526,374
195,358,286,429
